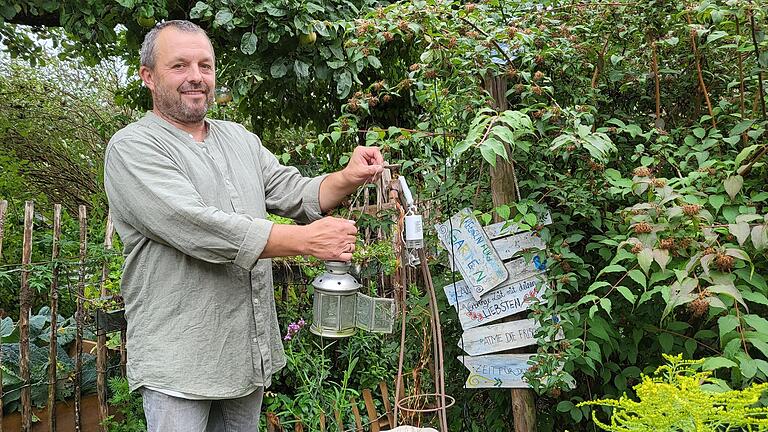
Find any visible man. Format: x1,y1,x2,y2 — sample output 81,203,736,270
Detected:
103,20,384,431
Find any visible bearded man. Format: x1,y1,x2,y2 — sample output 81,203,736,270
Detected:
104,20,383,431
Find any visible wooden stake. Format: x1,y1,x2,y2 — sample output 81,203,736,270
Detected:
350,397,363,432
319,412,326,432
334,409,343,432
96,213,114,431
0,199,6,432
74,205,87,432
19,201,35,432
379,381,394,428
0,199,7,259
48,204,62,432
362,389,381,432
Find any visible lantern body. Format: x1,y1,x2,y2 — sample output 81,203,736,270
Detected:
310,261,361,338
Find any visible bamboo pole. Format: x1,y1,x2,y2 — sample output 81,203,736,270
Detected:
74,205,87,432
96,213,115,431
0,199,6,432
48,204,62,432
19,201,35,432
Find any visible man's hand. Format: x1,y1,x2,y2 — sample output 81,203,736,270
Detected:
341,146,385,187
319,146,385,212
303,217,358,261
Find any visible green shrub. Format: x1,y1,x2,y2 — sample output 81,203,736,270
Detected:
580,354,768,431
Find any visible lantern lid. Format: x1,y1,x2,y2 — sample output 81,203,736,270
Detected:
312,261,361,293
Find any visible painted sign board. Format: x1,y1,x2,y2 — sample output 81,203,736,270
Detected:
436,208,508,301
459,318,559,355
456,276,544,329
460,354,532,388
443,257,545,306
483,212,553,239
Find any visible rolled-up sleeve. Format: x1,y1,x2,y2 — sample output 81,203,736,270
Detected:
104,137,272,270
254,134,328,223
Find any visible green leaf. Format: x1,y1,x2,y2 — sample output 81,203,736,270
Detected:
728,222,751,246
751,226,768,251
702,356,737,370
599,264,626,276
628,269,647,288
270,58,289,78
730,119,755,136
638,248,653,275
709,195,725,213
743,314,768,334
724,175,744,200
294,60,310,79
367,56,382,69
693,127,706,139
600,298,612,317
616,286,637,304
336,70,352,98
214,9,233,27
557,400,574,412
240,32,258,55
718,315,740,340
658,332,674,352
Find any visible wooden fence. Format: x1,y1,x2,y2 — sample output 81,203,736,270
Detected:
0,200,126,432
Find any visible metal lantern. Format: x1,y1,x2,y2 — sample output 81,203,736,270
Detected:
310,261,361,338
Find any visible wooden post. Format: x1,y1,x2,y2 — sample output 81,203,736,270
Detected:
0,199,6,432
74,205,87,432
19,201,35,432
379,381,394,428
362,389,381,432
349,397,363,432
333,409,343,432
96,213,115,431
48,204,62,432
484,74,535,431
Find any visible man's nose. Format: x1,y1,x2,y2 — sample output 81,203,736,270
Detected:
187,65,203,82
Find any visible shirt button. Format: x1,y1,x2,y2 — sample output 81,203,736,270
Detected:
252,298,259,306
252,337,258,343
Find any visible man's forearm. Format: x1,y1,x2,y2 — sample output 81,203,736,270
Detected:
260,224,307,258
318,170,358,213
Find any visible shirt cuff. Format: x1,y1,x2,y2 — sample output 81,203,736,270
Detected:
234,218,274,270
303,174,330,222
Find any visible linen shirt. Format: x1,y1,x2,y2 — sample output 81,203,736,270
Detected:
104,111,326,397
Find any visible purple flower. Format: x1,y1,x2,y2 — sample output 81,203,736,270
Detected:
283,318,307,341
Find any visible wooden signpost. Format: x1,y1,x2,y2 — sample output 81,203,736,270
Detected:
459,319,542,356
460,354,532,389
454,276,543,330
435,208,508,301
443,257,543,306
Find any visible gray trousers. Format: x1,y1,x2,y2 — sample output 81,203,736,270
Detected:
140,387,264,432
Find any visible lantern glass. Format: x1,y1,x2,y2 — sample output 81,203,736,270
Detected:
310,261,361,338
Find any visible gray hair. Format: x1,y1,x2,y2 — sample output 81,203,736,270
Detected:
140,20,214,69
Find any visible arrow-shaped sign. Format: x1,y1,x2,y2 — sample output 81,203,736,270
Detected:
460,354,532,388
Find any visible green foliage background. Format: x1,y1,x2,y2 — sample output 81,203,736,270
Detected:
2,0,768,430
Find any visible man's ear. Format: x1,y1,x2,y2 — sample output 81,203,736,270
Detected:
139,65,156,93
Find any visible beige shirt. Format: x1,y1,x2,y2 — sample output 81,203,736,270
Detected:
104,111,325,397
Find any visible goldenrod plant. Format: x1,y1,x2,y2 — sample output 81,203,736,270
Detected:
580,354,768,431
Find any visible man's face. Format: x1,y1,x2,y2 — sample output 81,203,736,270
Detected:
140,28,215,124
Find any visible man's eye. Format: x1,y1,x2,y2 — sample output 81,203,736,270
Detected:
201,64,213,70
172,64,184,69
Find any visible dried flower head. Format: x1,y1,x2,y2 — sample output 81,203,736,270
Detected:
368,96,379,108
714,253,734,272
633,166,651,177
652,178,667,188
382,94,392,103
688,296,709,318
630,243,644,254
682,204,702,216
424,69,437,79
464,3,477,11
507,26,519,38
383,31,394,42
659,238,676,250
409,63,421,71
532,85,543,95
533,71,545,81
347,97,360,112
633,222,653,234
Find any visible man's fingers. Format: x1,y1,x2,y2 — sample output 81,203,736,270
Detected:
339,252,353,261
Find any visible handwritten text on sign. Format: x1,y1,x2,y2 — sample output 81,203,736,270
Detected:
460,318,551,356
436,208,508,300
456,276,544,330
443,258,543,305
460,354,532,388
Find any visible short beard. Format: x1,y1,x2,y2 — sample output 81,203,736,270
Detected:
153,82,213,124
